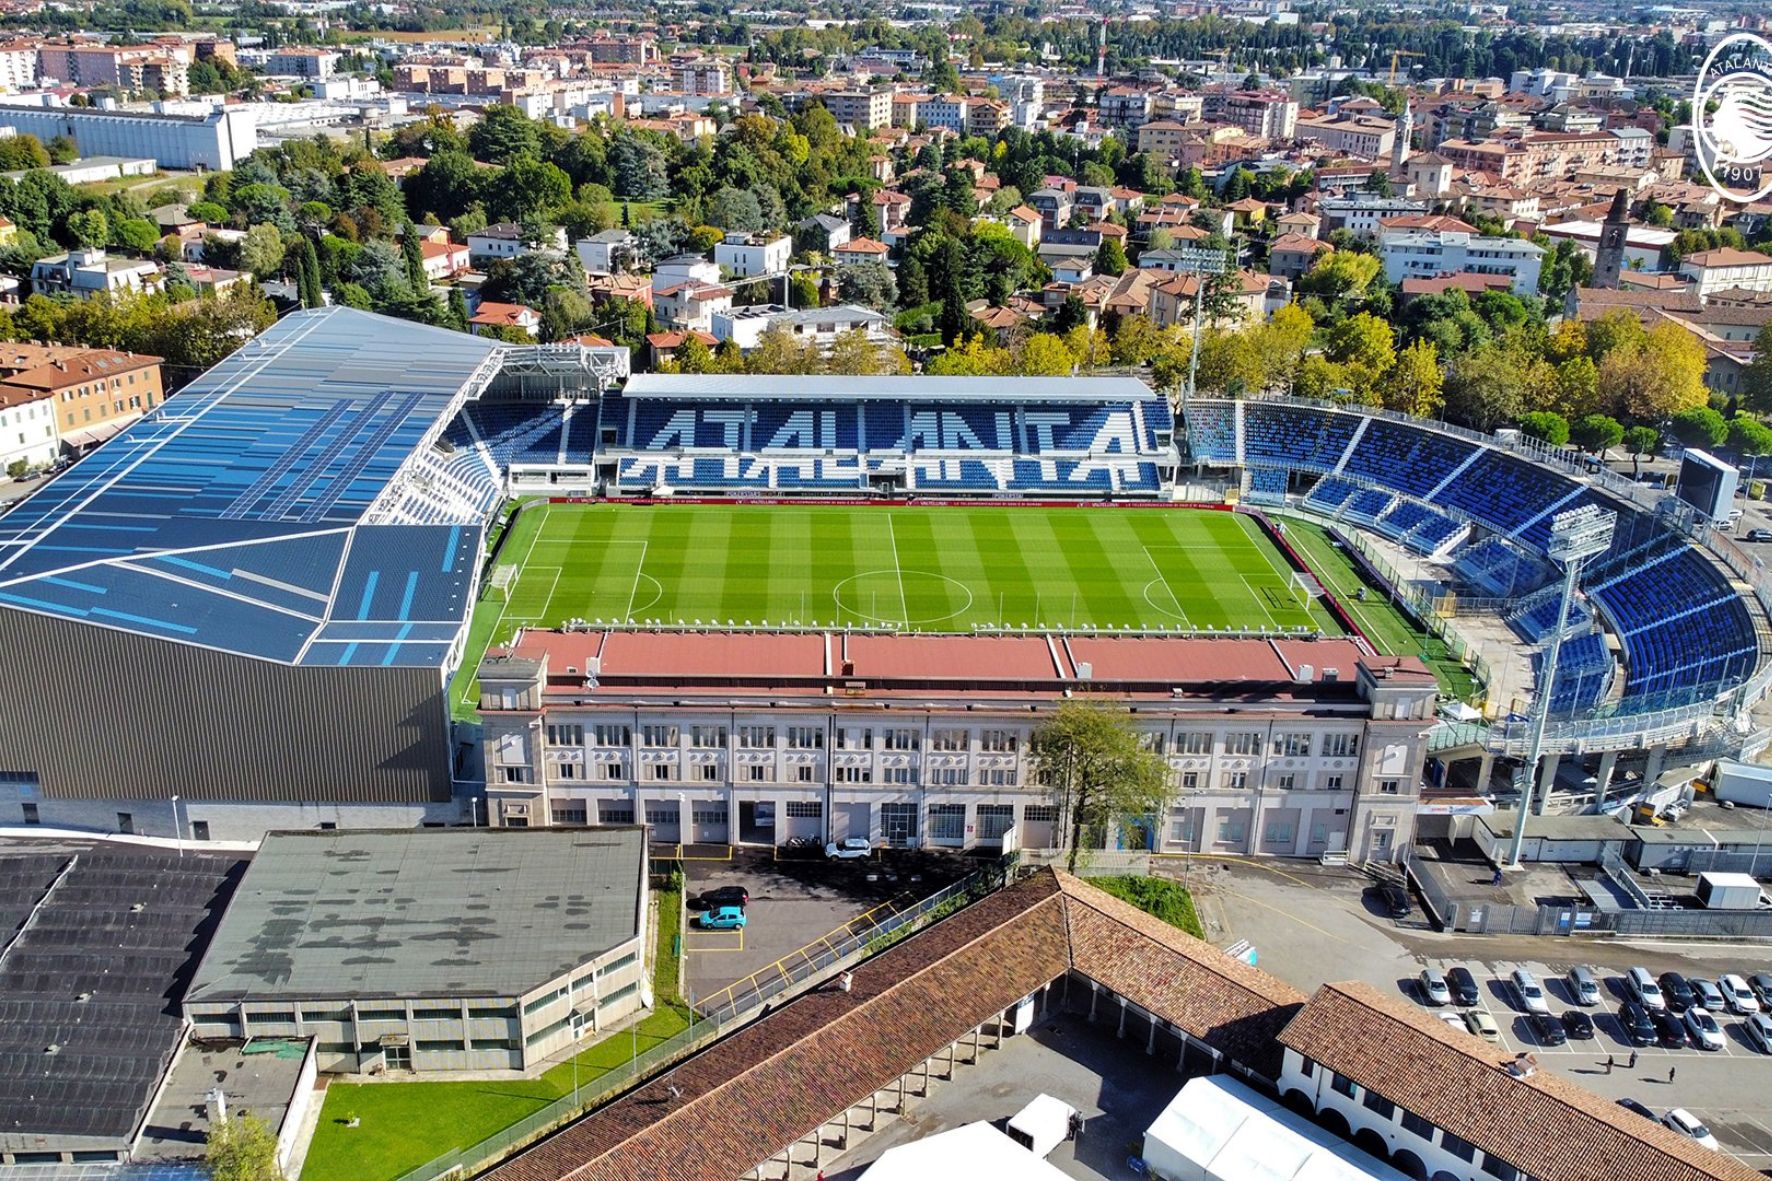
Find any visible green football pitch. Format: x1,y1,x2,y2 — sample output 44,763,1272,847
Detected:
452,502,1346,719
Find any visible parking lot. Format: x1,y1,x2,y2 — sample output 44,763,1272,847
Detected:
679,847,976,1009
1192,858,1772,1168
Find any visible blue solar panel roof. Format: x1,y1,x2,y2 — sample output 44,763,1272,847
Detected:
0,309,502,667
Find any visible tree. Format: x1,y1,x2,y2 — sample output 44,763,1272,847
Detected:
1669,406,1728,450
65,208,107,248
1572,413,1624,458
609,134,671,201
1386,339,1444,418
1547,355,1600,420
467,103,542,166
1600,321,1708,421
1728,415,1772,461
707,186,765,233
1444,342,1535,431
1028,701,1172,872
1621,425,1659,475
207,1112,283,1181
1015,333,1077,376
1093,238,1127,277
297,237,324,309
447,286,470,331
825,328,888,375
239,224,285,280
1296,251,1381,302
1743,324,1772,415
402,229,428,293
1519,411,1571,447
835,260,896,313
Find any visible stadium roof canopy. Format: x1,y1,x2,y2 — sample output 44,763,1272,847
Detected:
0,308,502,668
185,827,647,1003
622,374,1162,404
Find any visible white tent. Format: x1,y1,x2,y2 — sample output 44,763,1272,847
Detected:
1142,1075,1411,1181
861,1121,1074,1181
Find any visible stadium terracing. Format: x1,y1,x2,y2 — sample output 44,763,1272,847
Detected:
0,305,1768,837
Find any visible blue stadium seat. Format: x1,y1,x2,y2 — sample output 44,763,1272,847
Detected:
1342,420,1476,499
1243,403,1362,472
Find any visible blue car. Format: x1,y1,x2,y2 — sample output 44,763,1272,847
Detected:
699,905,747,930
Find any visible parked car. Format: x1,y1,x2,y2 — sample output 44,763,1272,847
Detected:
1719,974,1761,1015
1445,966,1480,1007
1464,1009,1502,1043
1745,528,1772,543
1566,965,1600,1006
1529,1011,1568,1046
1378,882,1411,919
1627,967,1666,1012
1418,969,1451,1006
697,904,747,930
1749,972,1772,1010
694,885,750,910
1662,1108,1721,1151
1744,1012,1772,1054
1651,1009,1689,1048
825,837,873,860
1618,1001,1657,1046
1692,978,1727,1012
1684,1006,1726,1052
1658,971,1696,1013
1561,1010,1595,1040
1512,968,1551,1015
1616,1098,1657,1121
1439,1012,1468,1033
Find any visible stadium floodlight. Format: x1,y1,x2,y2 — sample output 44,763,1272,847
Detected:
1504,504,1616,870
1170,246,1234,405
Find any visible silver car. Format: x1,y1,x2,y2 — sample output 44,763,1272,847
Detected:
1419,969,1451,1007
1720,974,1761,1016
1566,965,1600,1006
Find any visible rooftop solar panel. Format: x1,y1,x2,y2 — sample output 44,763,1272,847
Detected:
0,309,501,666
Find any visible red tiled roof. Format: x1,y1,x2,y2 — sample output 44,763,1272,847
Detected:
469,301,537,327
1682,247,1772,268
1280,982,1764,1181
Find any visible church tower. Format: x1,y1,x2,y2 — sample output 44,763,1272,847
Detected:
1593,188,1630,290
1391,101,1413,174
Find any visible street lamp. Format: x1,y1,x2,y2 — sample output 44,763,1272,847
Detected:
1504,505,1616,869
170,794,183,858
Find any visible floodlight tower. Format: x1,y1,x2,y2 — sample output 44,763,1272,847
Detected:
1174,245,1232,407
1504,504,1616,869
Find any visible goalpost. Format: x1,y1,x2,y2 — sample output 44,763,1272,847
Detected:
485,565,517,601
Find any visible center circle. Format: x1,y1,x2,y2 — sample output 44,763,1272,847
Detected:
832,570,975,626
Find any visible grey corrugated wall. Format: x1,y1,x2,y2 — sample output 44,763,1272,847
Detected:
0,609,452,802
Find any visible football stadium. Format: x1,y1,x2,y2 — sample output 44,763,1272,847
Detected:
0,306,1768,853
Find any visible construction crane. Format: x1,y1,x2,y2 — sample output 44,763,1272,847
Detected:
1388,49,1425,86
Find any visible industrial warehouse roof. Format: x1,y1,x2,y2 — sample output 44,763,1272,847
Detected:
0,844,244,1150
0,308,501,667
621,374,1162,403
185,828,647,1004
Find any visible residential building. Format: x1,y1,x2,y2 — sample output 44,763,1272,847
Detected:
5,348,163,452
1099,87,1152,130
714,231,791,279
652,254,722,292
469,301,541,337
644,328,719,367
30,248,162,300
832,237,890,266
1006,206,1042,249
654,282,733,332
964,98,1009,138
265,49,341,78
1138,120,1195,163
822,90,890,130
0,382,56,475
584,36,657,66
1378,231,1545,296
1268,234,1333,280
1215,90,1299,140
477,629,1439,864
0,41,39,91
1679,248,1772,298
418,238,470,283
1316,194,1429,238
574,228,634,276
671,58,732,96
1295,114,1396,160
797,213,851,254
38,42,192,94
710,303,891,352
467,222,566,262
1027,187,1074,228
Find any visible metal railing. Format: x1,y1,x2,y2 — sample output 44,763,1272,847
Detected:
381,865,1006,1181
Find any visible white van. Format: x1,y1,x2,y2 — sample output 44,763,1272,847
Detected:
1006,1094,1079,1158
1628,966,1666,1012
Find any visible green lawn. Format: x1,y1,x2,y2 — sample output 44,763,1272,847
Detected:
453,503,1344,719
1087,875,1205,939
300,891,690,1181
1281,520,1480,702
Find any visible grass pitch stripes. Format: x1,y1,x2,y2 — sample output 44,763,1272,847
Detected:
452,503,1361,719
